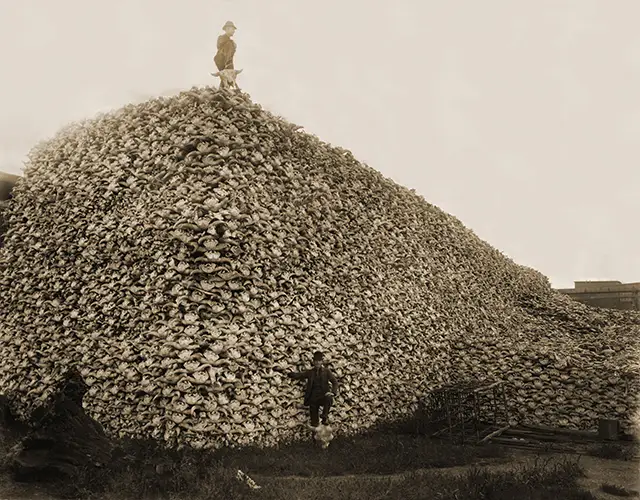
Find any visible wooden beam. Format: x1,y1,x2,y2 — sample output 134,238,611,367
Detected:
480,424,511,443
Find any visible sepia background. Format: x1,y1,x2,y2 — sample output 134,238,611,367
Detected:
0,0,638,289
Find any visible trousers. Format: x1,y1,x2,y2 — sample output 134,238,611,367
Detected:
214,54,234,72
308,394,333,427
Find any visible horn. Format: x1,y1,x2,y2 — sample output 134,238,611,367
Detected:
236,69,243,74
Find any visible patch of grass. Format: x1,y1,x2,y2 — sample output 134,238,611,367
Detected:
77,463,250,500
587,443,637,461
0,428,594,500
58,444,590,500
64,433,509,496
211,432,510,477
0,431,509,499
252,455,596,500
600,482,640,498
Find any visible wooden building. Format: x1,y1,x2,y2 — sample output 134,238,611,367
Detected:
557,281,640,311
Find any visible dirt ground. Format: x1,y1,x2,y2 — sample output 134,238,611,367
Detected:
571,455,639,499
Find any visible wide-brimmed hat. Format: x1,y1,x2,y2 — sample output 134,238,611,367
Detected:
223,21,237,30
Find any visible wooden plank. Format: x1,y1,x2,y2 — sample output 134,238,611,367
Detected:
490,440,544,451
503,433,577,444
517,423,598,438
480,424,511,443
504,428,599,443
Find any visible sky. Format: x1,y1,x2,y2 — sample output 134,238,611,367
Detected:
0,0,639,289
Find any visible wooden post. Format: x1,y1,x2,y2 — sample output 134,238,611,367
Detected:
598,419,620,441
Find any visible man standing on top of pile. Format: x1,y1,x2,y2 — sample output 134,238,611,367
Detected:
287,351,340,428
214,21,237,88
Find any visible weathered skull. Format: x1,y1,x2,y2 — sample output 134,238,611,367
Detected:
213,68,243,89
314,424,334,449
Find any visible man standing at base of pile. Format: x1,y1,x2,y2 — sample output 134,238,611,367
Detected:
214,21,237,89
287,351,340,428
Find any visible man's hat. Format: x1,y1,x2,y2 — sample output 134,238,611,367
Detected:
223,21,237,30
313,351,324,361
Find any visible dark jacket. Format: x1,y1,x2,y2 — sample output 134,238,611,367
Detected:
214,34,236,70
289,367,339,406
